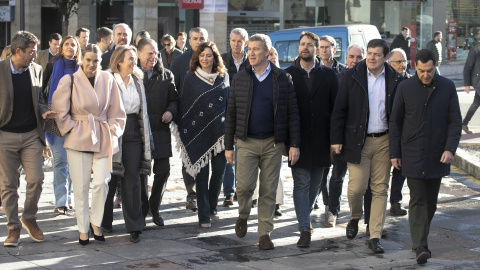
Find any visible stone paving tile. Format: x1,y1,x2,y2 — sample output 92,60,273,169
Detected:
118,258,189,270
0,255,42,269
160,250,253,270
18,249,125,269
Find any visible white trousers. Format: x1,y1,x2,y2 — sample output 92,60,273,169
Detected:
66,149,110,234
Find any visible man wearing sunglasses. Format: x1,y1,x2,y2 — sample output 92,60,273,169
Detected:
159,34,182,69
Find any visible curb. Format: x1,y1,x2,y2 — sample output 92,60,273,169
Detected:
453,148,480,180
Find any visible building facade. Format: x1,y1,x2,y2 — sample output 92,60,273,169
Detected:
0,0,477,71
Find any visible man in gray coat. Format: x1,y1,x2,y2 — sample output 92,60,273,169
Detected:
389,49,462,265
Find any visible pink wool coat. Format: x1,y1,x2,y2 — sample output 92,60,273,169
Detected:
52,68,126,172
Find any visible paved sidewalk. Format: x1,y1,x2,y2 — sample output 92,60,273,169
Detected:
1,146,480,269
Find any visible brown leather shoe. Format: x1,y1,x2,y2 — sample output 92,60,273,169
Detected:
390,202,407,216
20,217,44,242
235,217,247,238
259,235,274,250
222,195,234,207
297,231,311,247
4,228,20,247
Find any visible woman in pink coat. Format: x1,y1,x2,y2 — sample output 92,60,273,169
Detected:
52,44,126,245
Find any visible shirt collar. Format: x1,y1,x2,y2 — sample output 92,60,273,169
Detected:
114,73,135,89
232,52,246,65
252,62,271,76
49,48,58,56
300,61,316,73
140,65,154,79
367,66,385,78
10,58,29,74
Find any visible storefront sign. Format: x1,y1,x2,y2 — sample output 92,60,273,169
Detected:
0,6,14,22
447,18,457,61
179,0,204,9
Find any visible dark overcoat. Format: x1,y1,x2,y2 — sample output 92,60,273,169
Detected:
389,74,462,179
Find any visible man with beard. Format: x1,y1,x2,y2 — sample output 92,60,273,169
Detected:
285,31,338,247
101,23,132,70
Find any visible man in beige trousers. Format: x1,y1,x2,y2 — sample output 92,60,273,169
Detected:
0,31,58,247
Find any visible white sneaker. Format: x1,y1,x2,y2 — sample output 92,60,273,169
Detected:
200,223,211,228
324,211,337,227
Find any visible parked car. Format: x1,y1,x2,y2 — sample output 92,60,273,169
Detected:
268,24,381,68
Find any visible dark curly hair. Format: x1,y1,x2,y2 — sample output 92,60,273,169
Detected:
188,41,227,76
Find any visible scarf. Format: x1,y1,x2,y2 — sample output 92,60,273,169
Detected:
194,67,218,86
172,72,229,177
46,57,79,144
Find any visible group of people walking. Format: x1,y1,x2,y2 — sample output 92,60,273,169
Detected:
0,23,463,266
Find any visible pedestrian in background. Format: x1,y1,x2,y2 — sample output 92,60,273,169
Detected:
52,44,126,246
46,35,81,215
462,40,480,134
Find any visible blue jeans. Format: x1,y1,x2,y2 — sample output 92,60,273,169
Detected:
50,135,72,208
196,151,227,224
328,155,348,215
222,146,236,196
292,166,326,232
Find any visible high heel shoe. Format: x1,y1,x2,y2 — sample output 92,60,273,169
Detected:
79,234,89,246
90,224,105,241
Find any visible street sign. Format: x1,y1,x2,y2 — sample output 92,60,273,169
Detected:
0,6,14,22
179,0,204,10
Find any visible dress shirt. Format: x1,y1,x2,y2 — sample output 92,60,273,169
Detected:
232,53,246,72
252,62,271,82
10,59,29,74
114,73,140,114
366,67,388,134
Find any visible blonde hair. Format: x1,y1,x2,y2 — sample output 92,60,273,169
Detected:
109,45,143,79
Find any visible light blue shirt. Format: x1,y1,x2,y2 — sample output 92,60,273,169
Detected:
367,67,388,134
252,62,271,82
10,59,29,74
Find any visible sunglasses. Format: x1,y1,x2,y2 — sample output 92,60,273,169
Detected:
163,43,171,47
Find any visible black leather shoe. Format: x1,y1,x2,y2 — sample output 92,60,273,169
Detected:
152,212,164,226
416,246,431,264
130,231,140,243
274,204,282,217
346,219,359,239
368,238,385,253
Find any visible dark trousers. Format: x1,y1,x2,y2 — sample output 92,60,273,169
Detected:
328,155,348,215
408,177,442,249
182,165,196,200
463,89,480,125
195,151,227,224
149,158,170,213
103,175,119,229
390,167,406,204
364,178,372,225
320,167,329,205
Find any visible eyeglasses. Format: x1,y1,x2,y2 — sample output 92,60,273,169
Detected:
390,60,407,65
163,43,171,47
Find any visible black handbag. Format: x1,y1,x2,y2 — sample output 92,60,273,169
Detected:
43,74,74,137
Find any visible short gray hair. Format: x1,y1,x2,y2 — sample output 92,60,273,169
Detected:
347,43,365,57
249,34,272,51
320,35,336,48
230,28,248,41
113,23,132,42
388,48,407,61
189,27,208,41
11,31,39,55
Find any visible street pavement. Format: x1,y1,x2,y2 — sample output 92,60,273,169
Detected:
2,72,480,269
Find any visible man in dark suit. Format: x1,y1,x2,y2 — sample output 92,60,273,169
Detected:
159,34,182,69
0,31,57,247
101,23,132,70
170,27,208,211
35,33,61,72
286,31,338,247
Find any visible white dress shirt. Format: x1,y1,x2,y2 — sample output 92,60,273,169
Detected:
114,73,140,114
252,62,271,82
232,53,246,72
366,67,388,134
